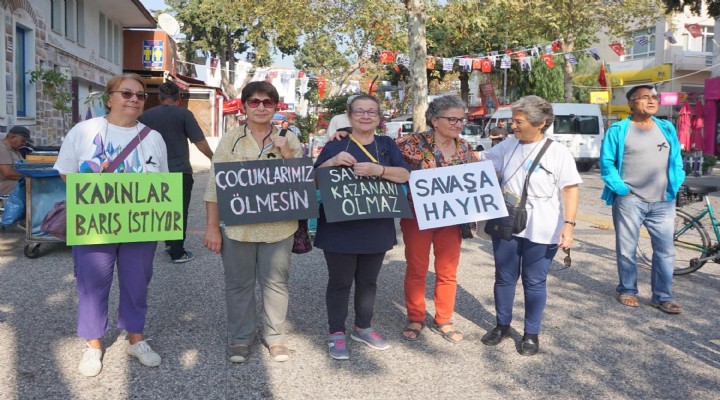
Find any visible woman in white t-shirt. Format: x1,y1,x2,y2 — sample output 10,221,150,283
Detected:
478,95,581,356
54,74,168,376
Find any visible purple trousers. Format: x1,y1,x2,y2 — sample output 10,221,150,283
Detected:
72,242,157,340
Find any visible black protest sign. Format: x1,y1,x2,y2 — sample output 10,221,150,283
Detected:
214,158,318,226
316,167,412,223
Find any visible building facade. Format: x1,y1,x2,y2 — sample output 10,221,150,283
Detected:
0,0,154,146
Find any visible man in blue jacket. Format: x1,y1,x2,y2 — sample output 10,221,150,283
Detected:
600,85,684,314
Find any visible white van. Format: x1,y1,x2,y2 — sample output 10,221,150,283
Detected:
486,103,604,172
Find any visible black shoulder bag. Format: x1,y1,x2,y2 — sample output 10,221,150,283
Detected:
278,129,313,254
484,139,553,240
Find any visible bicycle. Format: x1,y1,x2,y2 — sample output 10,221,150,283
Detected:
637,184,720,275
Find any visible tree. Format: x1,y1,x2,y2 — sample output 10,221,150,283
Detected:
500,0,663,102
405,0,429,131
165,0,320,96
516,58,565,102
662,0,720,17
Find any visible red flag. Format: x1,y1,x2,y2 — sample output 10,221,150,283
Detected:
317,77,326,99
541,54,554,69
379,51,396,63
685,23,702,38
472,58,482,70
298,70,305,78
609,42,625,56
481,59,492,73
552,40,562,53
598,63,607,88
359,66,366,74
426,56,436,70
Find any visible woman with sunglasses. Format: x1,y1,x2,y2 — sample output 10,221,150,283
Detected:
478,95,581,356
204,81,302,363
314,94,411,360
395,95,478,344
54,74,169,376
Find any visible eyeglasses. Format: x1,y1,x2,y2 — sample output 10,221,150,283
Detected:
632,95,659,102
109,90,148,101
437,116,467,126
246,98,276,108
351,109,380,117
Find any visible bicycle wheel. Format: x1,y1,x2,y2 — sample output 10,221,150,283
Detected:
673,210,711,275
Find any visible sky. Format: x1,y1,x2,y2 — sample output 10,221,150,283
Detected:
138,0,294,68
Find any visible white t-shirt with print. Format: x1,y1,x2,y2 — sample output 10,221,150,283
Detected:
481,136,582,244
55,117,168,174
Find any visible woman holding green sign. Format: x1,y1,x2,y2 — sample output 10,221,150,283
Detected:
54,74,169,377
204,81,303,364
314,94,411,360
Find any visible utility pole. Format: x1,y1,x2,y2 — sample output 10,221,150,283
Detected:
502,26,508,102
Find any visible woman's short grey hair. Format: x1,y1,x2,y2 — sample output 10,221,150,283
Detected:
511,95,554,133
426,95,467,128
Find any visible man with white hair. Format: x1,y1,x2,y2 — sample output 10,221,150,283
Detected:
325,95,357,140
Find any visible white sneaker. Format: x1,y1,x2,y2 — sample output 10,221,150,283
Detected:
78,346,103,377
127,340,162,367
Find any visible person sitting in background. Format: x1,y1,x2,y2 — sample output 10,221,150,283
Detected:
0,126,33,195
326,95,357,140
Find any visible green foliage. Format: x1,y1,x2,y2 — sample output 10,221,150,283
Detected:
516,58,565,102
321,93,357,119
294,34,349,72
662,0,720,17
28,70,73,114
293,115,318,141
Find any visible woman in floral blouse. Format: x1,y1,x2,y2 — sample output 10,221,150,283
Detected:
395,95,478,343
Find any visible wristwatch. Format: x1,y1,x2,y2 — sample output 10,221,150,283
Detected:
564,220,576,227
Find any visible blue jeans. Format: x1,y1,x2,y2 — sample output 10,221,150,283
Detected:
491,237,558,335
612,195,675,303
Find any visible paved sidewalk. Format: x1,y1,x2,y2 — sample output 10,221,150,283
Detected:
0,168,718,399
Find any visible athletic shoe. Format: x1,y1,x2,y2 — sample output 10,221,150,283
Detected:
350,327,390,350
172,251,194,264
328,332,350,360
127,340,161,367
78,346,103,377
229,344,250,363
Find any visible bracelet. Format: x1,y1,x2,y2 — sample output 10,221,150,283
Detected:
564,220,576,227
380,165,386,177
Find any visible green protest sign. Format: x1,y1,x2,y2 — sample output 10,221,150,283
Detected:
66,173,183,245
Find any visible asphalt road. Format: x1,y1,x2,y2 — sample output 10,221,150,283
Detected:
0,167,718,399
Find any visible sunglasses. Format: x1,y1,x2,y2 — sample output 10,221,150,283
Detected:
109,90,148,101
246,98,276,108
562,248,572,268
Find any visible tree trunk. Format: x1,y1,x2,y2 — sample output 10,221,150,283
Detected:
562,40,575,102
459,70,469,103
406,0,428,132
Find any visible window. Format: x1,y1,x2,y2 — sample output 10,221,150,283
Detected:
626,28,656,60
15,25,35,118
77,0,85,46
65,0,76,41
51,0,62,33
0,9,5,120
114,24,120,64
99,13,106,59
683,26,714,53
107,19,114,63
553,116,600,135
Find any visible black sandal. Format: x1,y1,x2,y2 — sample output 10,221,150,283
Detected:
430,323,464,343
401,321,425,341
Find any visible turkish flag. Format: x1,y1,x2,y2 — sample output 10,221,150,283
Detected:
426,56,436,70
685,23,702,38
552,40,562,53
379,51,396,63
472,58,482,70
481,59,492,73
609,42,625,56
541,54,555,69
317,77,326,98
598,63,607,88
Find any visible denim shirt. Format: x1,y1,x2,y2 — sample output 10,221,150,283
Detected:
600,116,685,205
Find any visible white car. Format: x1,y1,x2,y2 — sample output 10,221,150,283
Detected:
461,124,492,151
385,121,414,139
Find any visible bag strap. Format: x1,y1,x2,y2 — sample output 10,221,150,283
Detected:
519,139,553,206
349,134,379,163
103,125,152,172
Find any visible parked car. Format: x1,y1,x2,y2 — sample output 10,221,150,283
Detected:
385,121,414,139
461,124,492,151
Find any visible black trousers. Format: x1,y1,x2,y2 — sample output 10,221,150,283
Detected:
324,251,386,333
167,173,194,260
